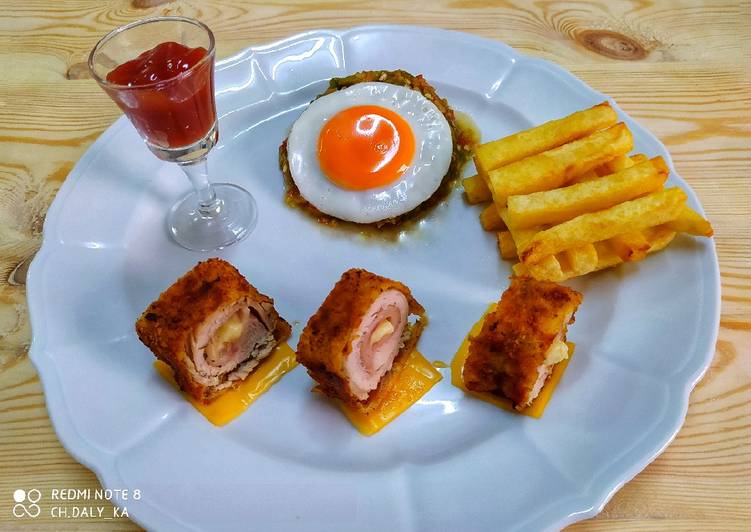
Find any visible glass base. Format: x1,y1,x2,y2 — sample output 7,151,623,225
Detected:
167,183,257,251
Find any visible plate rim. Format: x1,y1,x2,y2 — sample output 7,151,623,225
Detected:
26,23,721,531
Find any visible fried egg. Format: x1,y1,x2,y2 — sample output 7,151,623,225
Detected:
286,82,453,224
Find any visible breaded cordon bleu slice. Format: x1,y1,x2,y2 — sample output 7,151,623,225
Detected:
463,276,582,410
136,258,291,404
296,268,427,412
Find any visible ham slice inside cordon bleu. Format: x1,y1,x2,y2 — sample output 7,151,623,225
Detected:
345,289,409,400
296,269,426,408
463,276,582,410
136,258,291,404
191,298,279,384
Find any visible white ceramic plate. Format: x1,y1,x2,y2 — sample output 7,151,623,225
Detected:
28,25,719,531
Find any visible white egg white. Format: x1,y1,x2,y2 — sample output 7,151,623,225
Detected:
286,82,453,224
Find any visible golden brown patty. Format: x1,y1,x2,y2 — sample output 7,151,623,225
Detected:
279,69,475,228
463,276,582,408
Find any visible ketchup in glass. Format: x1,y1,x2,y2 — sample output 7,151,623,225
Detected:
105,41,216,148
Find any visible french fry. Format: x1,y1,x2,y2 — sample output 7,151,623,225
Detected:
497,231,517,260
576,153,646,183
664,205,714,237
590,226,675,274
568,169,600,184
562,244,599,276
608,231,651,262
597,154,635,174
594,224,675,271
499,208,540,251
513,255,565,282
505,157,669,229
520,188,688,265
474,102,617,183
520,246,598,282
596,225,676,269
480,204,506,231
463,174,492,204
592,241,624,271
502,209,565,281
514,245,601,282
643,224,678,252
487,124,633,206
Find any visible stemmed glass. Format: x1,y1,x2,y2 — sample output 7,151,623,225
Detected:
88,16,257,251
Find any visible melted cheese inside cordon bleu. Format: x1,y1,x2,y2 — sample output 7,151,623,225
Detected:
296,269,432,416
528,330,571,403
462,276,582,410
136,258,291,404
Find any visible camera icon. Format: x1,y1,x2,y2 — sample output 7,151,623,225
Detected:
13,488,42,518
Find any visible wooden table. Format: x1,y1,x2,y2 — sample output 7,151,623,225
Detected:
1,1,748,530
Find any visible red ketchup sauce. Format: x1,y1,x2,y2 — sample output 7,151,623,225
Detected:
105,41,216,148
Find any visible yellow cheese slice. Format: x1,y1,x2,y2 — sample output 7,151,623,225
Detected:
451,304,572,418
154,342,297,426
333,350,442,436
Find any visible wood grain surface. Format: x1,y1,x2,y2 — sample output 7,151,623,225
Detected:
1,1,749,530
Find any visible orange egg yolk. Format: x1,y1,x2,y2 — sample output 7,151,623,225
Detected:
317,105,416,190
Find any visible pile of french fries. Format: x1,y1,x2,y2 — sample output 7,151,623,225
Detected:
464,102,713,282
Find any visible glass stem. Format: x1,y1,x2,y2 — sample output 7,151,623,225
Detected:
180,156,221,217
179,156,220,216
